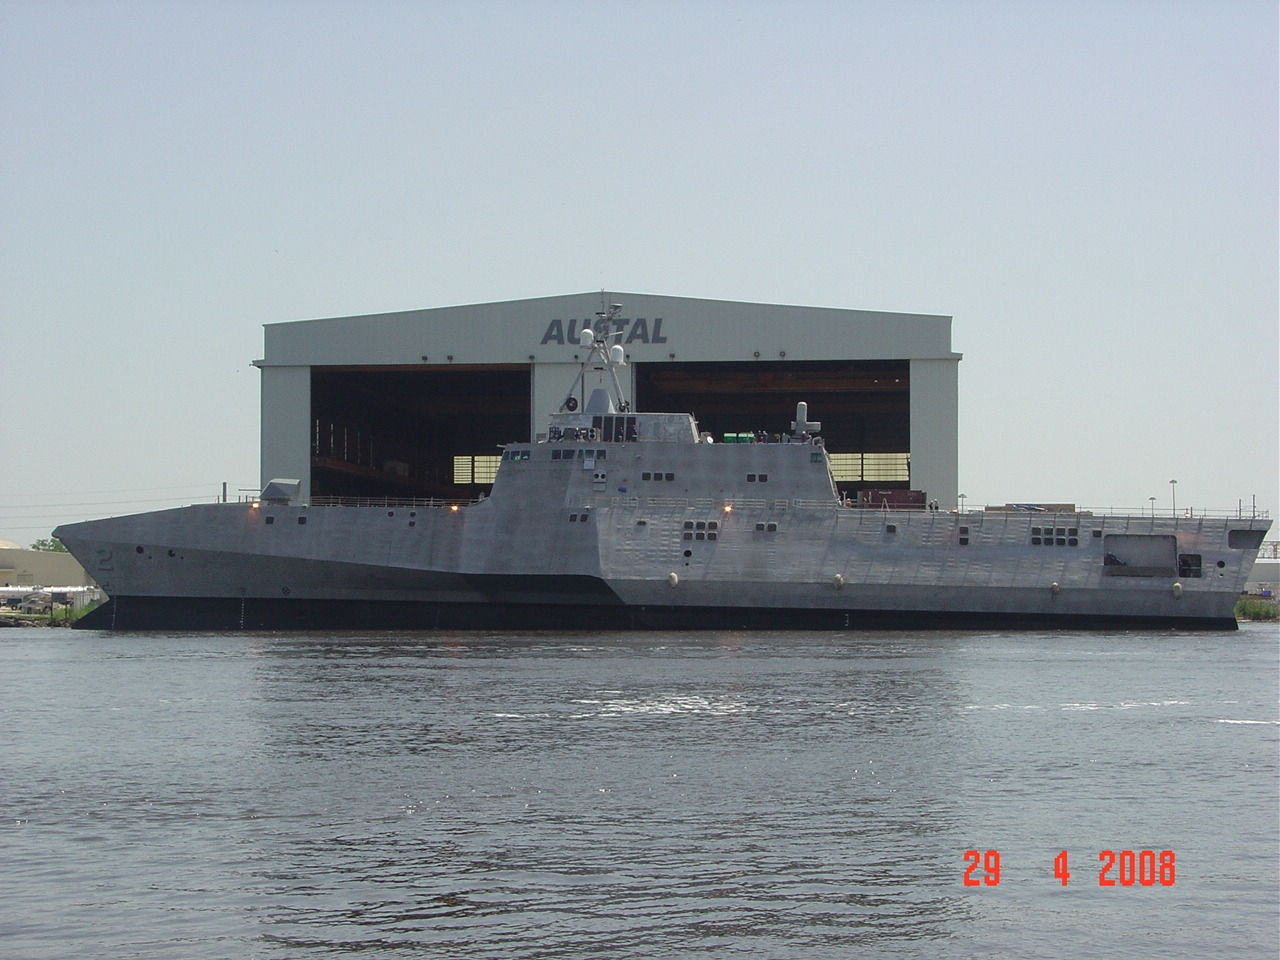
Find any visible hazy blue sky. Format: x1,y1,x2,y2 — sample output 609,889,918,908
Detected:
2,0,1276,545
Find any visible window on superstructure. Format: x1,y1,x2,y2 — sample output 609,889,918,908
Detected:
1178,554,1203,578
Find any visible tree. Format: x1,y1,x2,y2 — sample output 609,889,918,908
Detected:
29,537,68,553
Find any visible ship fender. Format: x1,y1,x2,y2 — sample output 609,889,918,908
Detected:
1172,582,1183,599
667,572,679,588
832,573,845,590
1050,581,1060,596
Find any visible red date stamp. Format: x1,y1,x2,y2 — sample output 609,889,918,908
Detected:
964,849,1176,886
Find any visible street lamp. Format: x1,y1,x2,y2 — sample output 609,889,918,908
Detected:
958,493,967,513
1148,496,1156,517
1169,479,1177,517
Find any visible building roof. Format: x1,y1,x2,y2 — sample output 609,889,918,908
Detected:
258,291,960,368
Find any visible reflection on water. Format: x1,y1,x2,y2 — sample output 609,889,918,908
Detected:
0,628,1275,958
239,633,972,956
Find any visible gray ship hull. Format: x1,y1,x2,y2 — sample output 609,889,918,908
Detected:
53,373,1270,632
57,495,1262,632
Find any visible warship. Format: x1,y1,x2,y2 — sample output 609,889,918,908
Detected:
57,315,1270,631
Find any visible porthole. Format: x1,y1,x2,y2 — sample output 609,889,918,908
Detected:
959,526,969,535
959,537,969,546
265,516,275,525
409,521,416,528
387,511,395,517
696,521,706,530
167,549,175,557
297,516,307,525
695,532,705,541
747,474,756,482
683,549,692,557
1032,527,1042,536
767,522,778,532
1068,537,1077,546
683,532,693,540
708,532,717,541
707,521,718,530
886,524,896,533
1031,537,1042,545
1092,530,1102,538
755,522,765,531
136,545,145,553
569,514,578,523
642,471,651,480
759,474,768,482
1216,560,1226,568
684,521,694,529
665,473,675,481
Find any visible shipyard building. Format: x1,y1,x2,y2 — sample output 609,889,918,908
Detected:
255,292,962,507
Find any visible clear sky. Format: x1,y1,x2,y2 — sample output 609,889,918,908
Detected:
2,0,1276,545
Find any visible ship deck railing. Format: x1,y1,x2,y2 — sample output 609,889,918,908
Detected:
580,494,1268,520
308,495,485,510
302,494,1269,522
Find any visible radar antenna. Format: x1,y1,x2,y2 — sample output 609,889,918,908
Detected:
559,302,631,414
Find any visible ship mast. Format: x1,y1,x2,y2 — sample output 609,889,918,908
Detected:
559,302,631,414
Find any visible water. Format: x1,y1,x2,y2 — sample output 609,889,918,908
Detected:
1,625,1276,959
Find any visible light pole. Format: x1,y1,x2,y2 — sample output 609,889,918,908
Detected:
1169,479,1177,517
958,493,967,513
1148,496,1156,517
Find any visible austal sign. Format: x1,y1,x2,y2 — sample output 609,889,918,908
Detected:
539,317,668,347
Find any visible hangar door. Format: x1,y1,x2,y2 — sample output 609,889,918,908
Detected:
310,366,530,500
635,359,911,491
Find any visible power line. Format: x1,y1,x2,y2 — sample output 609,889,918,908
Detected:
0,483,239,502
0,495,228,511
